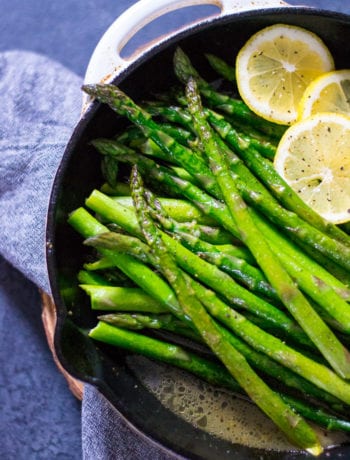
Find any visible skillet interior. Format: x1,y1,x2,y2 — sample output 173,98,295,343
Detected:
47,7,350,459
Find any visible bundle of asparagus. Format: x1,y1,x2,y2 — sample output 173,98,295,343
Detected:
67,48,350,455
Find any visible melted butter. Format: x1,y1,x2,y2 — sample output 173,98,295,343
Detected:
127,356,348,452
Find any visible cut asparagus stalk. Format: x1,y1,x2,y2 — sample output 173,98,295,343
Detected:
185,76,350,378
90,321,350,434
128,165,322,455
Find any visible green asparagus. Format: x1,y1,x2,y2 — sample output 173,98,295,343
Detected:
66,43,350,453
185,76,350,378
90,321,350,433
93,143,350,303
85,190,313,349
85,86,350,273
99,311,346,412
80,285,167,313
128,165,322,454
173,47,286,139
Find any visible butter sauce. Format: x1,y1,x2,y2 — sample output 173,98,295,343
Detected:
128,355,348,452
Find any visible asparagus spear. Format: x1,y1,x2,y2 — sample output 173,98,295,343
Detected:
71,208,350,414
68,207,186,322
80,285,167,313
83,84,221,199
111,195,216,226
111,195,235,245
108,191,350,297
301,241,350,284
145,102,277,159
101,154,119,189
142,188,276,300
141,103,195,134
84,200,350,406
207,108,350,247
90,321,350,434
100,181,131,196
94,144,350,302
173,47,286,140
128,165,322,454
97,135,350,302
83,257,117,271
99,311,346,413
98,312,200,342
166,231,276,301
90,320,238,388
85,191,313,349
85,86,350,273
158,122,194,145
172,50,350,257
189,276,350,405
205,53,236,83
185,76,350,378
77,269,113,286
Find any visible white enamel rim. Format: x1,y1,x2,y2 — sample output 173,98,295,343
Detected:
82,0,304,110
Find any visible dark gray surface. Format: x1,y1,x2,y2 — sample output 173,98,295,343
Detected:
0,258,82,459
1,1,350,459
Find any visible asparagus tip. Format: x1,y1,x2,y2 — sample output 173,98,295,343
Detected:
81,83,120,102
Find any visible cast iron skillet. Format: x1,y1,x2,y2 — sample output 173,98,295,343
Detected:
46,2,350,459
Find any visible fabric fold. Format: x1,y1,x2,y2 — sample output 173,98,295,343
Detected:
83,384,181,459
0,50,81,292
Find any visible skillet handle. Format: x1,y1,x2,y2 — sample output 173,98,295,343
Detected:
83,0,292,109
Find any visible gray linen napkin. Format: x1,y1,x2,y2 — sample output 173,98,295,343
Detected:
0,50,81,292
0,49,181,459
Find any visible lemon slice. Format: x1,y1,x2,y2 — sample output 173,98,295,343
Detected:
298,69,350,119
274,112,350,224
236,24,334,125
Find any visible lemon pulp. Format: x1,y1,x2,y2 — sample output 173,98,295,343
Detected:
236,24,334,125
298,69,350,119
274,112,350,224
